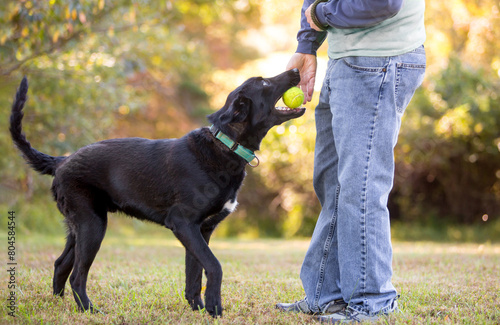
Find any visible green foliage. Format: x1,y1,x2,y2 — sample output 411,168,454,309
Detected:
1,195,65,236
393,53,500,225
252,112,318,238
0,0,260,204
1,0,499,238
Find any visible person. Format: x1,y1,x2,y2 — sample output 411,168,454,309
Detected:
276,0,426,323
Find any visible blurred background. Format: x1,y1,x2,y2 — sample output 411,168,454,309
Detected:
1,0,499,241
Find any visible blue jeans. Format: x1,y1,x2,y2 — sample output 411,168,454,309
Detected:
300,46,426,315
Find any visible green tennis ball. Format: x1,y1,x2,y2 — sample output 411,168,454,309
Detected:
283,87,304,109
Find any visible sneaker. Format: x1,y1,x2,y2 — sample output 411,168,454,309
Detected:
276,298,347,315
323,299,348,314
276,298,313,314
317,307,379,323
317,301,398,324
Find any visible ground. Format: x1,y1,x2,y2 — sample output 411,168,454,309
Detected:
1,234,499,324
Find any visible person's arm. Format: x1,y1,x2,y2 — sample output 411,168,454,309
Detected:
296,0,328,55
288,1,327,103
314,0,403,30
290,0,405,102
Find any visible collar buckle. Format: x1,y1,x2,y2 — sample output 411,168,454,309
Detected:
230,142,239,151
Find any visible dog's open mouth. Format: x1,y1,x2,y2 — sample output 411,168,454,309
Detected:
274,95,306,115
275,106,305,113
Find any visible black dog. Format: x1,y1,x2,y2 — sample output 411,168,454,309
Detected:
9,69,305,317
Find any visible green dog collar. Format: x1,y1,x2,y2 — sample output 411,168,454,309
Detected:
209,125,259,167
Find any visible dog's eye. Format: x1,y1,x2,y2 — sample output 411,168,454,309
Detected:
262,79,270,86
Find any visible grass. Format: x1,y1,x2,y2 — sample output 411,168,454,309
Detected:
1,233,499,324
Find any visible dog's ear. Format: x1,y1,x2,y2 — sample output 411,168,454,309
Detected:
208,94,252,125
225,95,251,123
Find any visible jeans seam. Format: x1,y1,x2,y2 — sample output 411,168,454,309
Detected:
396,62,426,69
395,66,402,113
313,184,340,311
342,58,386,72
359,63,389,299
395,63,426,113
325,60,337,92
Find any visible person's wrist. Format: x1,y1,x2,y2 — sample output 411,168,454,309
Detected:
311,0,329,31
296,42,317,56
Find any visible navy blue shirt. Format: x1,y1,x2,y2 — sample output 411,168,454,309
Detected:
297,0,404,55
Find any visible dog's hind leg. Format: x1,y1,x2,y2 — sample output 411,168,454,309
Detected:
53,232,76,297
68,207,107,313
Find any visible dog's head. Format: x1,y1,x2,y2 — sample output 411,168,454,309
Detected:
208,69,306,151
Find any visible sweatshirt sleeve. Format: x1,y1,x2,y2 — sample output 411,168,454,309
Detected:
296,0,328,55
315,0,404,29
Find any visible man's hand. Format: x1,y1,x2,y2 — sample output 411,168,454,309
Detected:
305,4,323,32
286,53,317,103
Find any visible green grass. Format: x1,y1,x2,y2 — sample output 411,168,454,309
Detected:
1,234,499,324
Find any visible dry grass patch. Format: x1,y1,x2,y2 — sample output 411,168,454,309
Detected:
1,235,499,324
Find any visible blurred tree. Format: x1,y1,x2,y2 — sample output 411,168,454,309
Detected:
393,57,500,224
0,0,260,205
391,0,500,225
1,0,499,237
229,0,500,236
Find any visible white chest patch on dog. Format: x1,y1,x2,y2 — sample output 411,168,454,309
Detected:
223,199,238,213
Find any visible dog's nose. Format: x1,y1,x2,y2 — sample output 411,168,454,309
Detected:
290,68,301,83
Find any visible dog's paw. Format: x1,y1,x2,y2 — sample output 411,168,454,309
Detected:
188,296,205,311
53,289,65,297
206,304,223,318
78,303,104,315
90,306,105,315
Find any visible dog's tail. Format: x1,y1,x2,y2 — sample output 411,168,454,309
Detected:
9,77,65,176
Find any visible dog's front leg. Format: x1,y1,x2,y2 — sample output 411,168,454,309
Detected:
170,218,223,317
185,251,204,311
184,210,231,312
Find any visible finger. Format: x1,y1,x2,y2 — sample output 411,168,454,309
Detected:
297,82,306,104
307,19,322,32
299,82,310,103
304,85,310,103
286,53,303,72
307,16,316,30
286,58,297,71
301,75,313,103
307,77,315,102
305,4,322,31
